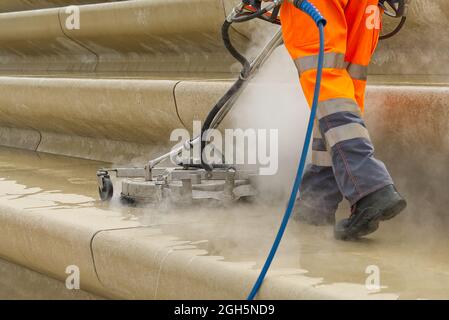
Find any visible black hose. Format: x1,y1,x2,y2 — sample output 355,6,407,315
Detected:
231,7,269,23
199,20,251,170
380,16,407,40
200,79,245,171
221,20,251,77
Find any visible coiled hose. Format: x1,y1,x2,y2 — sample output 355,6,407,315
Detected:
247,0,327,300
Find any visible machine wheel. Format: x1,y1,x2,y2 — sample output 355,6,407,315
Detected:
119,194,136,206
99,176,113,201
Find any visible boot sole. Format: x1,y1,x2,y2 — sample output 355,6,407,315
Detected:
380,198,407,221
356,198,406,238
336,197,407,241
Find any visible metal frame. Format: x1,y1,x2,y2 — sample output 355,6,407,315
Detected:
96,1,283,204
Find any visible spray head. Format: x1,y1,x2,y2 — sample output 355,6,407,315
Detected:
379,0,411,18
379,0,411,40
228,0,282,24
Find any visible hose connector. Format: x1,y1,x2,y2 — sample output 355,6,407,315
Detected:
264,0,282,13
227,2,244,22
293,0,327,26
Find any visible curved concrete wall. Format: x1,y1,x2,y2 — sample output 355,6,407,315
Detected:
0,0,271,161
0,0,124,12
0,0,445,162
59,0,242,75
0,0,254,76
0,77,181,143
0,9,97,74
0,0,444,75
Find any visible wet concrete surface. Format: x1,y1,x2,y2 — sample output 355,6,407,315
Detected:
0,146,448,299
0,257,101,300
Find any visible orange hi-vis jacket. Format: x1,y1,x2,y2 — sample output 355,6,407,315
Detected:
281,0,382,112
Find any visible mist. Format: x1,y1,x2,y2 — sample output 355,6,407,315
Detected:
224,44,311,203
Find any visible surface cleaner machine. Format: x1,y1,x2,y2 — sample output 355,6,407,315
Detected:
96,0,410,207
96,0,284,205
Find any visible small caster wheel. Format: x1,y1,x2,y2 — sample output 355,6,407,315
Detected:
120,195,136,206
99,176,113,201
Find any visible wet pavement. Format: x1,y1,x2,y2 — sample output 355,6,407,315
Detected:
0,146,448,299
0,257,101,300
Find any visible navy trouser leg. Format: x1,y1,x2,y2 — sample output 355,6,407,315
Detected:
295,98,395,224
317,98,394,205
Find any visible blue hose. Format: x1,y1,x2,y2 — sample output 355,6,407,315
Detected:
247,0,326,300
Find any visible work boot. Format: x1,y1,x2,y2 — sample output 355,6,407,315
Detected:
334,185,407,241
294,201,336,226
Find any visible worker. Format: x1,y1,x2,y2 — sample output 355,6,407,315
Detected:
275,0,407,240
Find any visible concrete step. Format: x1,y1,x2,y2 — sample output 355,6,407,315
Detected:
0,0,445,163
0,0,268,76
0,1,124,13
0,257,101,299
0,76,446,160
0,0,446,76
0,76,230,161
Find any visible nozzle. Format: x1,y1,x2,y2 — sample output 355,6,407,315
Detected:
292,0,327,26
